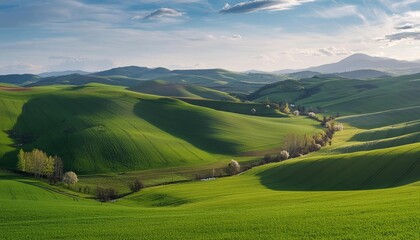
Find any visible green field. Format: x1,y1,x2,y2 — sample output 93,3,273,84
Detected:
1,73,419,239
0,165,419,239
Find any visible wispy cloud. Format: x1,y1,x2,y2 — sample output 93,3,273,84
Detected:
315,5,365,21
141,8,184,20
385,32,420,41
219,0,313,14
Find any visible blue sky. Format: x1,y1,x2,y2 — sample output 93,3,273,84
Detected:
0,0,419,74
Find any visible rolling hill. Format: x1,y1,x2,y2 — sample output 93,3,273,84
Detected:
0,84,320,174
248,73,420,115
128,80,237,100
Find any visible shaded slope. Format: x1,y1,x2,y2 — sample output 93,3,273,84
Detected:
129,80,237,100
257,143,420,190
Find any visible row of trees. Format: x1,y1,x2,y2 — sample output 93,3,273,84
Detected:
17,149,63,181
17,149,78,186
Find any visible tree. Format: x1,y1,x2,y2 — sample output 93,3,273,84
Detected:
96,187,118,202
17,149,26,172
53,156,63,181
282,134,314,157
280,102,290,114
16,149,50,177
129,178,144,192
227,159,240,175
63,171,78,188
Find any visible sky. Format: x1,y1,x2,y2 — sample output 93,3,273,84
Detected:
0,0,419,74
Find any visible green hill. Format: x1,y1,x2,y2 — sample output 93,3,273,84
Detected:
128,80,237,100
248,73,420,115
181,98,286,117
0,84,320,174
28,74,144,87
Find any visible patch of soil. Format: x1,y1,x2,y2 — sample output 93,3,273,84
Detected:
0,86,31,92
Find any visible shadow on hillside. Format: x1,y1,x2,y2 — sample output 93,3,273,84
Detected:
257,152,420,191
133,98,240,154
1,94,115,171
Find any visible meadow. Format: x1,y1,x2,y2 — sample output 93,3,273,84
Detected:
0,73,419,240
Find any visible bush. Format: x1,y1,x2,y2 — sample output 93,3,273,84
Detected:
333,123,344,131
96,187,118,202
309,144,322,152
227,159,240,175
129,178,144,192
308,112,316,118
278,150,289,161
293,110,300,116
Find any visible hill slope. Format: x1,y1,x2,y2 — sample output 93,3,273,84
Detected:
128,80,237,100
0,84,320,173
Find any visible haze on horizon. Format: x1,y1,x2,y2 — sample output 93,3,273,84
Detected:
0,0,419,74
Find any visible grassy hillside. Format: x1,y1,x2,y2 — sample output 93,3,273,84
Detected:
249,74,420,115
1,167,418,240
128,80,237,100
0,84,320,174
181,98,286,117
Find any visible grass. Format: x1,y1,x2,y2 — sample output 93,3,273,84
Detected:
1,75,420,239
0,167,419,240
249,74,420,115
0,84,320,174
180,98,286,117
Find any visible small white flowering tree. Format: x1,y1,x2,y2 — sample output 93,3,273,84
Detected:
63,171,78,188
227,159,240,175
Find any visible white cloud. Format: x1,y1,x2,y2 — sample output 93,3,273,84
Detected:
142,8,184,20
219,0,313,14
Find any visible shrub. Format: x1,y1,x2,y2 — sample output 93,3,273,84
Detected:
278,150,290,161
63,171,78,188
293,110,300,116
333,123,344,131
227,159,240,175
282,134,313,157
96,187,118,202
263,154,273,164
129,178,144,192
309,144,322,152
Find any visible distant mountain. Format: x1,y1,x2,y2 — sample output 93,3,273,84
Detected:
275,54,420,75
0,74,40,85
39,70,89,78
306,54,420,73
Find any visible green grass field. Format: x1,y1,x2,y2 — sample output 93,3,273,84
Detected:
1,75,420,240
